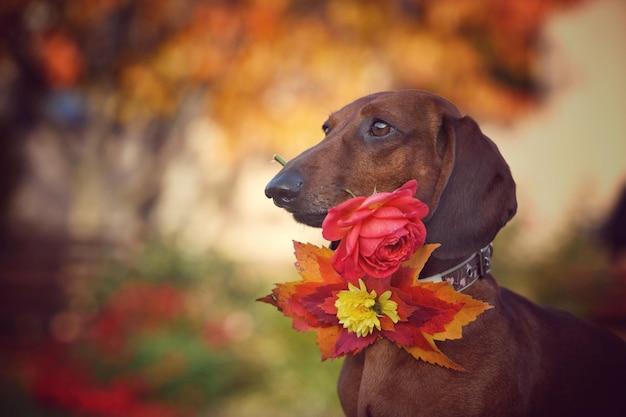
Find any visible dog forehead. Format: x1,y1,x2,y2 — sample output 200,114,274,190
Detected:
330,90,461,123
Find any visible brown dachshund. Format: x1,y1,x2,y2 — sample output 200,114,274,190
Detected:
264,90,626,417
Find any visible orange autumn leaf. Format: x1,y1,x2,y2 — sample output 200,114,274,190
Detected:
258,242,345,335
293,241,334,282
316,326,343,360
396,281,492,370
403,336,465,371
402,243,441,277
427,283,493,341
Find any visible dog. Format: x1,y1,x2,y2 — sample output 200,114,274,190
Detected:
264,90,626,417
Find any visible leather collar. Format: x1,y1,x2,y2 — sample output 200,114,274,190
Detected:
419,244,493,291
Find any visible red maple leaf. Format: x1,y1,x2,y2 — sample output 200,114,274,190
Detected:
259,242,492,369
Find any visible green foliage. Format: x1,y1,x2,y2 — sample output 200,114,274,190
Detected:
128,329,248,406
8,238,343,417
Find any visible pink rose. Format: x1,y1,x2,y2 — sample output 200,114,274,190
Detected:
322,180,429,279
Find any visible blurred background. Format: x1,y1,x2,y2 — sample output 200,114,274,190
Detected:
1,0,625,416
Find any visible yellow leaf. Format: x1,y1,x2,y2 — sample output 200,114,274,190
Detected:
403,243,441,280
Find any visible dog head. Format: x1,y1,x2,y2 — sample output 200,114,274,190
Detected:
265,90,517,259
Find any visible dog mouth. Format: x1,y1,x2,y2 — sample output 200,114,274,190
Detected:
291,211,340,251
292,211,328,228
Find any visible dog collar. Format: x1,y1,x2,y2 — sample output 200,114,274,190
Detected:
418,243,493,292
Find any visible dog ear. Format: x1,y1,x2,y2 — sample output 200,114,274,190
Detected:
424,115,517,259
422,113,457,224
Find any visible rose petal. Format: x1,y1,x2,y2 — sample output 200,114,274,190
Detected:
361,260,401,278
371,206,405,219
337,208,375,227
331,225,364,279
344,223,361,256
360,190,398,209
360,217,408,238
387,196,429,215
322,197,366,240
397,179,418,195
357,236,380,257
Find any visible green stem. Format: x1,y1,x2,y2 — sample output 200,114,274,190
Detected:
273,154,287,166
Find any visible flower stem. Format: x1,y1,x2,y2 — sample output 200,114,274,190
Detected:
273,154,287,166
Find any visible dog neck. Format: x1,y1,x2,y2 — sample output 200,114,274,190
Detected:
418,244,493,292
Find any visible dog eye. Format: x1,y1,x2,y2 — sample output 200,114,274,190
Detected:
370,120,394,137
322,123,330,135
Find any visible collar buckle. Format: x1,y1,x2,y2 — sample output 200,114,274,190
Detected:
478,243,493,277
418,243,493,292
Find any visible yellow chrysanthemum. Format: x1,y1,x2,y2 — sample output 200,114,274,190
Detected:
335,279,399,337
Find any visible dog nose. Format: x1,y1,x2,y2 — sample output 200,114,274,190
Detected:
265,171,304,209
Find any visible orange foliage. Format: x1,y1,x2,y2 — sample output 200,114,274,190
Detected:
35,31,84,87
1,0,582,154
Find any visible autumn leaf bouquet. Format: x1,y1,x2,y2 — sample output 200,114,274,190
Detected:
259,180,492,370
